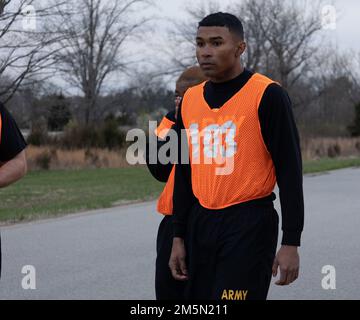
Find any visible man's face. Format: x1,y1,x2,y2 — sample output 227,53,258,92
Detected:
196,26,244,80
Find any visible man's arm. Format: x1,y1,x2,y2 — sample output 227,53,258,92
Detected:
0,150,27,188
169,101,197,281
172,102,197,237
259,83,304,285
0,102,28,188
145,111,176,182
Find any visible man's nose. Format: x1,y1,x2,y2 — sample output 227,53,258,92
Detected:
200,44,212,57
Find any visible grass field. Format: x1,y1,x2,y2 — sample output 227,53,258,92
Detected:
0,166,163,223
303,157,360,173
1,157,360,224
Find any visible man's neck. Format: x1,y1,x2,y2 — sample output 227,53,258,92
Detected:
210,64,244,84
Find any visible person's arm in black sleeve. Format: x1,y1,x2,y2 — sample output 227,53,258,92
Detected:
0,103,27,163
145,110,176,182
0,102,27,188
259,83,304,247
172,100,197,238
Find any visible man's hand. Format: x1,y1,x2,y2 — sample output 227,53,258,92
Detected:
272,245,299,286
169,237,188,281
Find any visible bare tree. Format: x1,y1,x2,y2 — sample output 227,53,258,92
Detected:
49,0,152,124
0,0,10,15
0,0,66,103
234,1,271,73
231,0,324,89
339,51,360,104
156,0,221,79
162,0,324,89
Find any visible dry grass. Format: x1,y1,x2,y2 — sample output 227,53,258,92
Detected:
26,146,133,170
25,137,360,170
301,137,360,161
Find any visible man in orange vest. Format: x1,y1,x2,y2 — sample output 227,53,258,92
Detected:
169,12,304,300
146,67,207,299
0,101,28,278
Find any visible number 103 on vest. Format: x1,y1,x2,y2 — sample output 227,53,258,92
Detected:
188,119,243,163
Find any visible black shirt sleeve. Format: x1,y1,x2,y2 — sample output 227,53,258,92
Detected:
145,111,176,182
165,110,176,122
172,101,197,238
0,102,27,162
258,83,304,246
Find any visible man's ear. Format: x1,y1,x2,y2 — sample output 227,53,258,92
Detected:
236,41,246,58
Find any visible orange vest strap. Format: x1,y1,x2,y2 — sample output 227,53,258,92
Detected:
155,117,175,140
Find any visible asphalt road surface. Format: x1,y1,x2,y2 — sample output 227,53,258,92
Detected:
0,167,359,300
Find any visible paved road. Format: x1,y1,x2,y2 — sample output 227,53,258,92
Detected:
0,168,359,300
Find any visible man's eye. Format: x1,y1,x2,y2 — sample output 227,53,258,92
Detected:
196,42,204,47
213,41,222,47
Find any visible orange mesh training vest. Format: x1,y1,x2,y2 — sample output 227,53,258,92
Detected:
155,116,175,215
181,73,277,210
157,166,175,215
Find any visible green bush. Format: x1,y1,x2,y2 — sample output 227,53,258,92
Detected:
47,94,72,131
27,126,49,146
327,144,341,158
356,141,360,152
35,150,52,170
348,102,360,137
59,120,125,150
84,148,100,167
100,119,126,150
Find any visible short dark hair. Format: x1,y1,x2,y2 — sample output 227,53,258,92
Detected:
198,12,244,40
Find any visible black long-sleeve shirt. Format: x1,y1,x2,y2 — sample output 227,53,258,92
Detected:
0,102,27,162
172,69,304,246
145,111,176,182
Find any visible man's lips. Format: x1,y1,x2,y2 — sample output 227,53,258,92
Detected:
200,62,215,68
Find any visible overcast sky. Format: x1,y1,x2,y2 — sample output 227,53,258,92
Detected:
25,0,360,94
114,0,360,91
152,0,360,51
